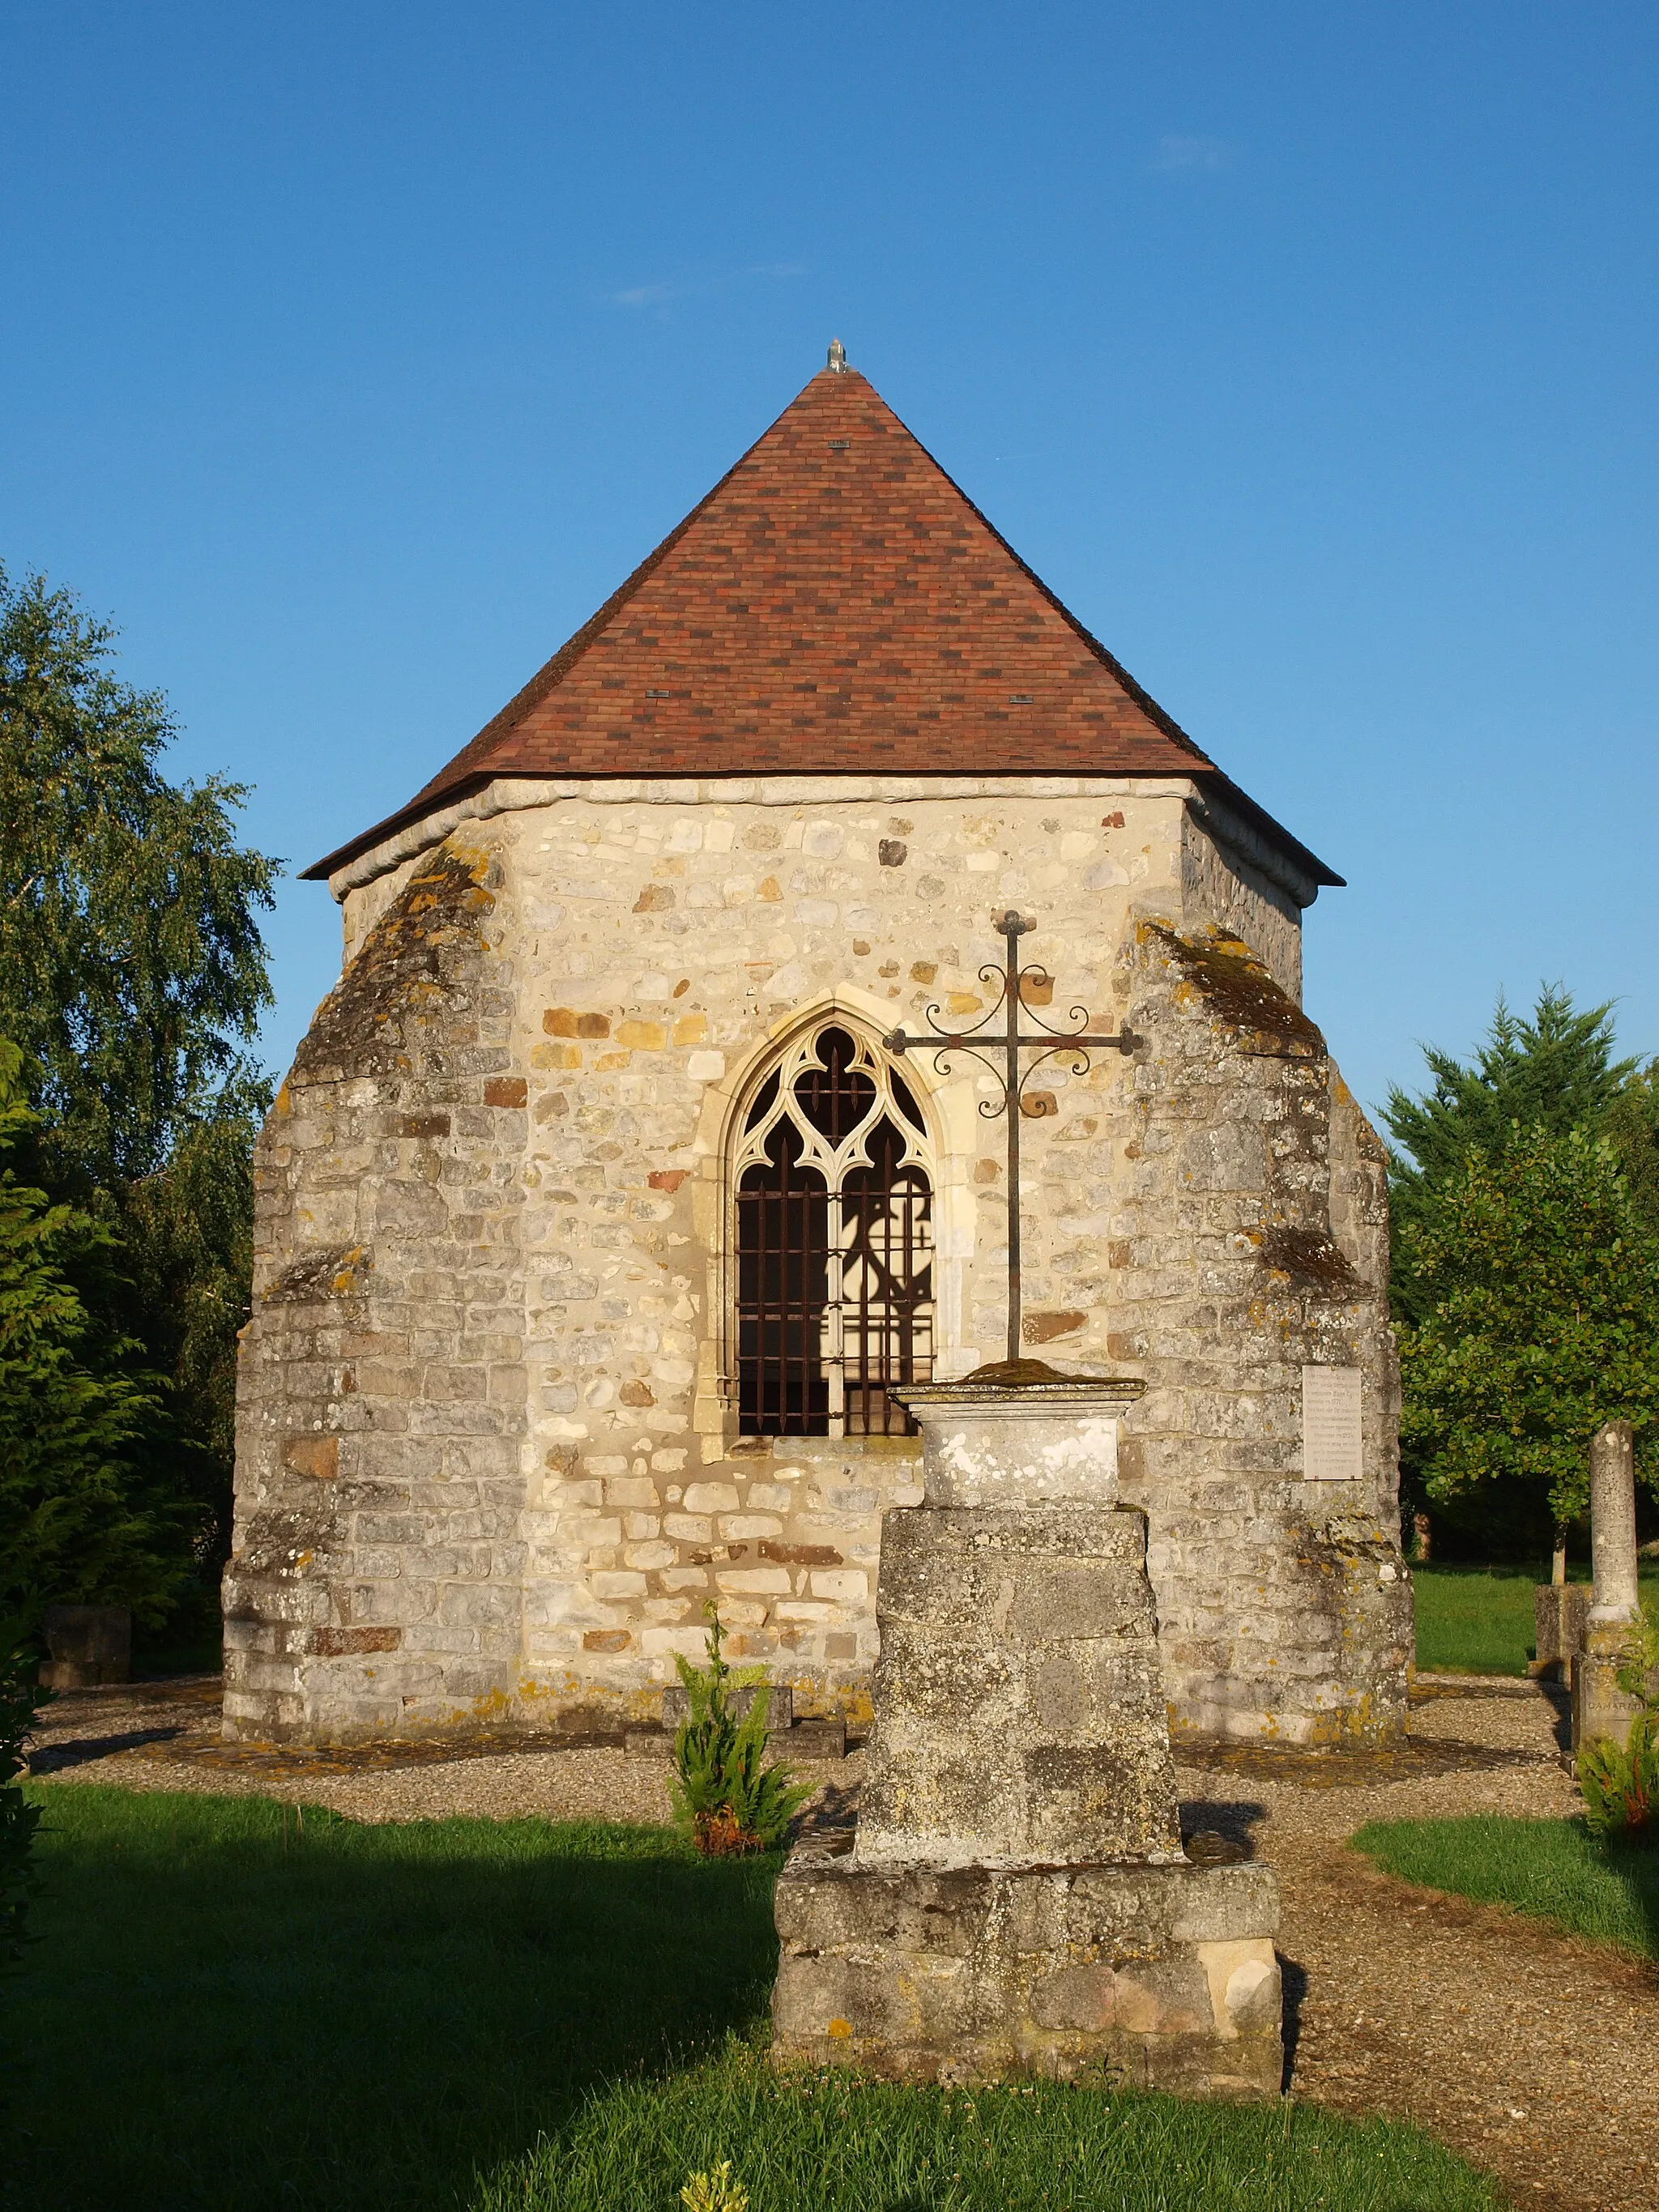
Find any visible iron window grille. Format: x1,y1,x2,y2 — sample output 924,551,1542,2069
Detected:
734,1022,934,1437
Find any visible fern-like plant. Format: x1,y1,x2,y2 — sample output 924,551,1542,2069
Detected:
671,1608,812,1855
1577,1598,1659,1839
1578,1707,1658,1839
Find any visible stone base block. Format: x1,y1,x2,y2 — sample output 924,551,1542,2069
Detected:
40,1605,131,1689
771,1848,1281,2098
625,1715,847,1761
788,1716,848,1760
1533,1583,1589,1683
1572,1620,1653,1754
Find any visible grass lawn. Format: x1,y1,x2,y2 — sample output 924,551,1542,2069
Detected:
1,1785,1503,2212
1411,1562,1659,1677
1351,1815,1659,1960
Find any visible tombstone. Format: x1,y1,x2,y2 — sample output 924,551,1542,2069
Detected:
40,1605,131,1689
770,1368,1282,2094
1571,1421,1645,1752
1531,1583,1589,1683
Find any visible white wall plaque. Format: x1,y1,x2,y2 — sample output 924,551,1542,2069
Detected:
1301,1364,1363,1481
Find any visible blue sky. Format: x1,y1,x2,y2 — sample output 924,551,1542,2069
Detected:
2,3,1655,1119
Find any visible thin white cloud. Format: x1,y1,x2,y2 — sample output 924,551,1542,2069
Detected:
609,282,683,309
603,265,808,312
1154,134,1228,173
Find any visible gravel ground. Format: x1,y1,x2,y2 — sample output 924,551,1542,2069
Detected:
28,1673,1659,2209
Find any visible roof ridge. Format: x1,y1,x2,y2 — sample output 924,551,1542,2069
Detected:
407,382,809,808
889,411,1216,774
302,358,1333,887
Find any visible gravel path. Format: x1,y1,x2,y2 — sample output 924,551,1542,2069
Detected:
1178,1685,1659,2211
28,1673,1659,2209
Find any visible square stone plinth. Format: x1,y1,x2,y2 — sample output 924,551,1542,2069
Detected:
771,1848,1282,2098
857,1504,1182,1866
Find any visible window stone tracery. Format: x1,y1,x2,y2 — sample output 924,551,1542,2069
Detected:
733,1022,934,1436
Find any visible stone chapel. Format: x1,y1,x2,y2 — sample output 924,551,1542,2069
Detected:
224,345,1413,1749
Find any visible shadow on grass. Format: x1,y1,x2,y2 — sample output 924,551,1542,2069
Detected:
2,1785,778,2212
1607,1827,1659,1963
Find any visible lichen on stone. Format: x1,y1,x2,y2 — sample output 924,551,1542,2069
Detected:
1145,921,1325,1055
292,844,496,1082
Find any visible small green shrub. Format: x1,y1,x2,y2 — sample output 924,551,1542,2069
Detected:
680,2159,748,2212
671,1610,812,1856
0,1612,45,1967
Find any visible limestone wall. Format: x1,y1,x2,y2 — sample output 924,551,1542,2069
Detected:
1107,925,1411,1742
227,774,1409,1745
224,843,532,1740
1179,798,1305,1001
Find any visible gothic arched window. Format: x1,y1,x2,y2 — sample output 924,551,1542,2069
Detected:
734,1023,934,1437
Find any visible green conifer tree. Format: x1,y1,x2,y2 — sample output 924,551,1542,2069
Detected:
0,565,279,1617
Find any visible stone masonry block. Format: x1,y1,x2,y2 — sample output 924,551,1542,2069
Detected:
772,1852,1280,2096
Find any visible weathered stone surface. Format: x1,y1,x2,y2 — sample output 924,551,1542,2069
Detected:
230,777,1410,1745
1589,1420,1640,1626
1533,1583,1590,1680
1572,1618,1650,1756
858,1503,1182,1868
898,1383,1142,1509
771,1852,1281,2095
40,1605,130,1689
1572,1421,1646,1754
223,842,530,1744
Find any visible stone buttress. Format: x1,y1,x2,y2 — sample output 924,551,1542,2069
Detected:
224,842,531,1742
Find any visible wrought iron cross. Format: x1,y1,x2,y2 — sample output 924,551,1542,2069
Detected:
883,911,1139,1366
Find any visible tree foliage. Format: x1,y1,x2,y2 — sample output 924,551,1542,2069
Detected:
114,1094,267,1568
0,565,277,1189
1383,987,1635,1325
0,1044,185,1619
0,565,279,1622
1384,987,1659,1553
0,1613,45,1971
1606,1063,1659,1243
1397,1124,1659,1541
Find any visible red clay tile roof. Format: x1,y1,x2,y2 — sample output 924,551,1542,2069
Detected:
305,362,1339,885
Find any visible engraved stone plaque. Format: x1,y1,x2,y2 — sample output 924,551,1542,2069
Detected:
1301,1364,1363,1481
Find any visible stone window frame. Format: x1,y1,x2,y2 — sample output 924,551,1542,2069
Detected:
689,989,979,1458
731,1017,935,1438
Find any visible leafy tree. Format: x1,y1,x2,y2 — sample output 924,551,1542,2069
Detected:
0,565,279,1616
114,1092,267,1572
1386,987,1659,1558
0,564,277,1190
1384,987,1635,1323
1397,1125,1659,1549
0,1044,182,1619
1606,1062,1659,1242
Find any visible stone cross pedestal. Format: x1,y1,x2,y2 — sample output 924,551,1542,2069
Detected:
1572,1421,1647,1754
770,1369,1282,2095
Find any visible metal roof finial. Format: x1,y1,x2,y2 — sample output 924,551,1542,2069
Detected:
825,337,848,373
